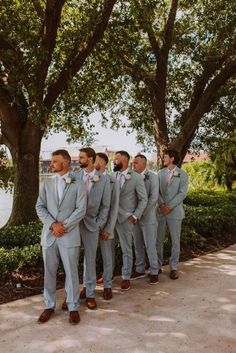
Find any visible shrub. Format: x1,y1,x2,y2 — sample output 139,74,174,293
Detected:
0,222,42,249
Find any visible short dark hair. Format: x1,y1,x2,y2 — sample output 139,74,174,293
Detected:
52,149,71,163
163,148,180,165
80,147,96,163
116,150,130,161
96,152,109,165
134,154,147,162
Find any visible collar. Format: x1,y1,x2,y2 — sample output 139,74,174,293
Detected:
57,171,70,180
84,169,96,177
120,168,129,176
141,168,147,176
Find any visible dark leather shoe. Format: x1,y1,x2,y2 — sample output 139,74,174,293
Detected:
69,311,80,325
80,287,86,299
150,274,159,285
130,272,145,280
170,270,179,280
120,279,131,290
96,276,104,285
86,298,97,310
61,299,68,311
38,309,55,323
103,288,113,300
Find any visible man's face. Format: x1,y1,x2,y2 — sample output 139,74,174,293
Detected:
132,157,146,173
94,156,105,171
79,151,89,169
163,154,174,167
50,155,65,173
113,153,123,171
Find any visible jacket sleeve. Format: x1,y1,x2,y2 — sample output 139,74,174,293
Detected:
142,173,159,217
133,176,148,219
97,177,111,229
104,178,119,234
35,180,56,229
63,182,87,231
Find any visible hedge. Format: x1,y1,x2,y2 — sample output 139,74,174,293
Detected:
0,190,235,281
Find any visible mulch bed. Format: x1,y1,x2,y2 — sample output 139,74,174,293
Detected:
0,233,235,305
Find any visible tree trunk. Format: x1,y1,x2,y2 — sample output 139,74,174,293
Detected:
6,122,43,226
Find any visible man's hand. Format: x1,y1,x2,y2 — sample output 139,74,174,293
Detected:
51,222,66,237
160,204,171,215
99,230,110,241
128,215,137,224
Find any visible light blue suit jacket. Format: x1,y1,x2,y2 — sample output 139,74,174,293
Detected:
112,169,147,224
157,166,188,220
36,173,87,248
140,170,159,225
103,174,119,239
75,170,111,232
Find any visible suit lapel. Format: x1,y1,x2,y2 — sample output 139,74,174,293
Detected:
58,173,73,207
120,169,132,194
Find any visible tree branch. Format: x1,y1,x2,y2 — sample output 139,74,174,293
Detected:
31,0,45,20
174,59,236,150
161,0,179,58
36,0,65,96
43,0,117,110
120,56,158,91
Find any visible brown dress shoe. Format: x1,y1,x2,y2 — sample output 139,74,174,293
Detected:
69,311,80,325
86,298,97,310
80,287,86,299
120,279,131,291
96,276,104,285
170,270,179,280
103,288,113,300
38,309,55,323
61,299,68,311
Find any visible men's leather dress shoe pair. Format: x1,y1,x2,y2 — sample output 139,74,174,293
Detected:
170,270,179,280
103,288,112,300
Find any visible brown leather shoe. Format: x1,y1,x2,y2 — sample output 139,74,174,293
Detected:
120,279,131,291
86,298,97,310
96,276,104,285
61,299,68,311
80,287,86,299
170,270,179,280
103,288,113,300
38,309,55,323
69,311,80,325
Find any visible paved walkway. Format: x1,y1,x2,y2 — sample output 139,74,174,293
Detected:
0,245,236,353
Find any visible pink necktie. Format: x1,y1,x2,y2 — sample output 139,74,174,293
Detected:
166,169,173,184
118,173,123,189
86,174,90,194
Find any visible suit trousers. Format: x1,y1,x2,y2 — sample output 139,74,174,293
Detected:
99,238,113,288
42,240,80,311
80,222,99,298
133,222,159,275
156,217,182,270
115,220,134,279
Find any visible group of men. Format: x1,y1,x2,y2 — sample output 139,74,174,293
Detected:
36,147,189,325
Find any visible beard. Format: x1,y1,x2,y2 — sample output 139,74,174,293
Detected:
79,162,89,169
113,162,122,172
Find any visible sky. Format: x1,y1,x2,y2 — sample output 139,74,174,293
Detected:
41,113,153,158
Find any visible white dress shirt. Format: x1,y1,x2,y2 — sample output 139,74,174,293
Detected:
57,172,69,202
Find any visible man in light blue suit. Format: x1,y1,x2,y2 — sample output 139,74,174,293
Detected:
156,148,189,280
132,154,159,284
76,147,111,309
112,151,147,291
94,152,119,300
36,149,87,325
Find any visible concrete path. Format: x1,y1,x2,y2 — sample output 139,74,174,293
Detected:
0,245,236,353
